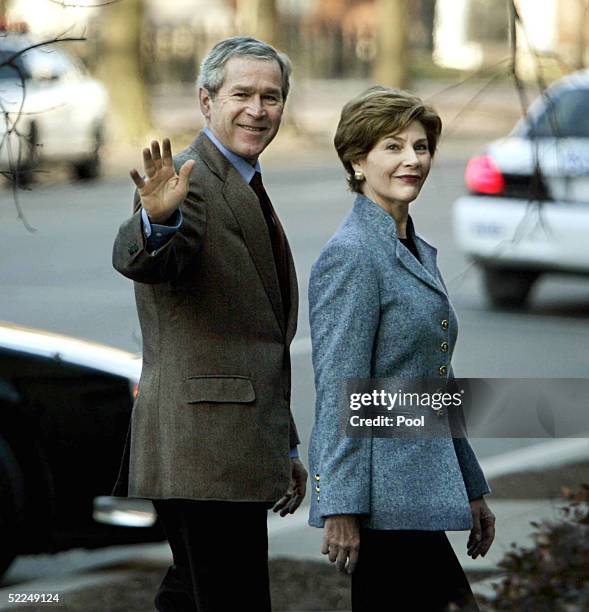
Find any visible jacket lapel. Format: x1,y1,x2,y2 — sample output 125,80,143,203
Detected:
354,195,446,296
193,133,286,335
397,217,446,296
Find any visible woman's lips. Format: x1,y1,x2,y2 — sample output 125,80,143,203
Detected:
396,175,420,184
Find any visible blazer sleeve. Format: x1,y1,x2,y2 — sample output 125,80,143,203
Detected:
112,175,206,285
309,239,379,519
448,367,492,500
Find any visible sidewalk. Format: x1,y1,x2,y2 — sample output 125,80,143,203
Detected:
1,444,586,611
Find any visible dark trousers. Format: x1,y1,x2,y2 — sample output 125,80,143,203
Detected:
152,499,272,612
351,529,480,612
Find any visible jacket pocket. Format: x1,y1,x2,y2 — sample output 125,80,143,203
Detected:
183,375,255,404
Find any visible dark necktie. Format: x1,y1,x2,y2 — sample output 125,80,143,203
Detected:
249,171,290,317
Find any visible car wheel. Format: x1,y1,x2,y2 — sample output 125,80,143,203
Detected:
72,126,103,181
481,266,540,308
15,122,38,187
0,436,25,578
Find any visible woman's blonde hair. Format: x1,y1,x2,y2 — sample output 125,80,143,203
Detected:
334,86,442,193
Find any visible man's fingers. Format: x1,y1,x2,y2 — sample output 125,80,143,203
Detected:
143,147,155,178
162,138,173,167
283,493,302,515
271,494,290,513
177,159,196,191
129,168,145,189
151,140,162,170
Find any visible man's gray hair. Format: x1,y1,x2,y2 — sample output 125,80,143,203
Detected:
197,36,292,102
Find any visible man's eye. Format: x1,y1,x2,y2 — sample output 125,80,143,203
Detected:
234,92,248,98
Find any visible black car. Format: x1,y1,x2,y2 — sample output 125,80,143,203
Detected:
0,322,162,579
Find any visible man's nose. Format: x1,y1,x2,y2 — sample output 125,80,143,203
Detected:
246,96,266,118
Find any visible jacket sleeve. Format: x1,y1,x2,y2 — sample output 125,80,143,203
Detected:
112,176,206,284
289,410,300,450
448,367,492,500
309,240,379,519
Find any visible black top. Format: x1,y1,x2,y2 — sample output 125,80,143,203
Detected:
399,232,421,264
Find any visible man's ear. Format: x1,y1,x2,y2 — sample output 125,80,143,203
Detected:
198,87,212,119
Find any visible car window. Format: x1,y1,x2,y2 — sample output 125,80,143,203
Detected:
532,89,589,138
0,49,30,80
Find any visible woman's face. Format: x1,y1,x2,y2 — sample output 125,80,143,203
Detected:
353,120,432,211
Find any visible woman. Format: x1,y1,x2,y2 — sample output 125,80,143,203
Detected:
308,87,495,611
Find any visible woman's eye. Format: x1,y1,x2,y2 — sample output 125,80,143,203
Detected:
415,144,428,151
386,144,400,151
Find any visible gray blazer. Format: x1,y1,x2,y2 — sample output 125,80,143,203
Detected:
112,131,299,503
308,194,490,531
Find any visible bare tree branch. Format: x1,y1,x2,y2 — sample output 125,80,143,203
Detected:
0,33,86,230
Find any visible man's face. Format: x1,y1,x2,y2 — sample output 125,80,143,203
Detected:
199,56,285,164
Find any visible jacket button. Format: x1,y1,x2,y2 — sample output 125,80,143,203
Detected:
440,342,449,352
284,390,291,400
314,474,320,481
438,365,447,376
441,319,449,330
316,496,320,502
315,485,320,493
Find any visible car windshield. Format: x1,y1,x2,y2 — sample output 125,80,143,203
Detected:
0,50,30,80
532,89,589,138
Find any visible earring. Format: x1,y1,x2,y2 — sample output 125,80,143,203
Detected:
354,170,365,181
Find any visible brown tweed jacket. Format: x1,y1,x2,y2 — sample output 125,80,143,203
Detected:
112,131,300,502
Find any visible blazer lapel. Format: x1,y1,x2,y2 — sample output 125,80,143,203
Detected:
222,170,286,334
192,133,286,334
397,216,446,295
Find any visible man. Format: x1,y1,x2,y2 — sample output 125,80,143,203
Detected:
112,37,307,612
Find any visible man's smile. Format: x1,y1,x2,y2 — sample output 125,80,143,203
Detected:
237,124,266,132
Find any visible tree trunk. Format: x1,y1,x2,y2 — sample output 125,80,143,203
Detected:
373,0,409,89
96,0,151,144
575,0,587,69
236,0,279,47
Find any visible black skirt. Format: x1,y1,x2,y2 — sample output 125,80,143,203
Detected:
351,528,479,611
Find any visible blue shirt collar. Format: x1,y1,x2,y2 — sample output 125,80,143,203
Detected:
203,127,261,184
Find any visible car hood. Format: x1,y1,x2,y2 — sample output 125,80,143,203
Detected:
0,321,142,382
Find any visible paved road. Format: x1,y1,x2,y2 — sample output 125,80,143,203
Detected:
2,153,589,586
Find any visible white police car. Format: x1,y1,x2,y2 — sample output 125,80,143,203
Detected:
453,69,589,307
0,28,108,182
